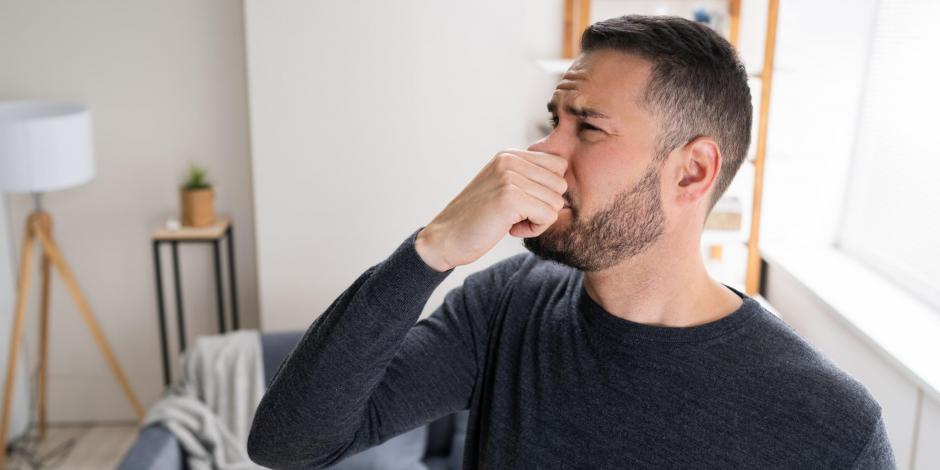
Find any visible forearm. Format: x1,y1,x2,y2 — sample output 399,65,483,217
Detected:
247,227,453,468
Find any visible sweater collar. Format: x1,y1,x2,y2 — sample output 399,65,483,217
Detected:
572,271,760,344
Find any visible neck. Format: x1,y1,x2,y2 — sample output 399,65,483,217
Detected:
582,229,743,328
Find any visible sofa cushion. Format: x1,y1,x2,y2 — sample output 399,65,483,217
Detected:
260,330,305,386
447,410,469,470
116,423,185,470
328,425,428,470
425,414,453,457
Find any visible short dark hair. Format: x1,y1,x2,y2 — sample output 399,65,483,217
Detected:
581,15,753,214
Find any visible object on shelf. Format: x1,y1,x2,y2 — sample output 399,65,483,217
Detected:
181,163,215,227
705,195,743,231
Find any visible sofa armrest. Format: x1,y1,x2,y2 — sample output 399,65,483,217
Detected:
260,330,305,386
117,423,185,470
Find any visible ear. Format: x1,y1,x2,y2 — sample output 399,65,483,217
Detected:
673,136,721,205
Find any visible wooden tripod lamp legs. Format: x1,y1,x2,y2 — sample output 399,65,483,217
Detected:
0,219,36,466
0,212,144,468
30,216,146,419
38,234,51,441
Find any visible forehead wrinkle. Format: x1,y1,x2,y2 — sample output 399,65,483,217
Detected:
547,92,610,120
557,68,588,90
562,69,587,80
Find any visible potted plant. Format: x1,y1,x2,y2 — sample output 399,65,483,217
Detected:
180,163,215,227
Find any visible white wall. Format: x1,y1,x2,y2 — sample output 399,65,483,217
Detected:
246,0,548,330
0,192,29,440
0,0,259,422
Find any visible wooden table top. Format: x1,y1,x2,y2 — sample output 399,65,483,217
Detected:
152,216,231,241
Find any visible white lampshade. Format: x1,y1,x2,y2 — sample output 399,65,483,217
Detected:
0,101,96,193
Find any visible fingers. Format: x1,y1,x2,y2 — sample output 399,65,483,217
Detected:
504,170,565,212
508,209,555,238
491,149,567,239
494,151,568,195
506,184,559,231
509,220,542,238
500,149,568,178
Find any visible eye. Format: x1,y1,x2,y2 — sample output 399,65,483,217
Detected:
578,122,602,133
547,115,603,134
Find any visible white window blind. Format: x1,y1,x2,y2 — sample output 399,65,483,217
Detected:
837,0,940,311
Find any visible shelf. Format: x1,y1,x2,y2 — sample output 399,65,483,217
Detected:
702,228,748,246
152,216,231,241
536,58,574,75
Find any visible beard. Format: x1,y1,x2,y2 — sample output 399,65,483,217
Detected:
523,162,666,272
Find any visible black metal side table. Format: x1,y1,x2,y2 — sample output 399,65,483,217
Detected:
151,216,239,386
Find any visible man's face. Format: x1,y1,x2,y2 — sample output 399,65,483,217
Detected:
523,49,667,272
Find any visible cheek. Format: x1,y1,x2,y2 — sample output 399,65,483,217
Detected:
572,145,639,203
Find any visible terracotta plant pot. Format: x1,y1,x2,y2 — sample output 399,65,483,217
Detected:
181,187,215,227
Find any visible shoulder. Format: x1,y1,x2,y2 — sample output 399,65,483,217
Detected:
750,308,881,411
457,252,576,308
758,310,879,405
462,251,571,290
462,252,530,291
740,308,886,461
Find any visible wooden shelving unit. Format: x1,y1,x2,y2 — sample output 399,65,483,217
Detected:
739,0,779,296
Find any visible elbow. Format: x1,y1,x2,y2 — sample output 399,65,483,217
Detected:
246,420,276,467
247,407,290,468
247,432,307,469
246,416,336,470
247,442,334,470
247,396,358,469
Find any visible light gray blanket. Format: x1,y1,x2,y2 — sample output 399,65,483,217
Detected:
143,329,266,470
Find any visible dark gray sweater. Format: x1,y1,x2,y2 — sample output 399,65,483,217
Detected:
248,227,896,469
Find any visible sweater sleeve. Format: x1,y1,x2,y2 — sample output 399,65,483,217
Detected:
247,227,523,469
850,413,896,469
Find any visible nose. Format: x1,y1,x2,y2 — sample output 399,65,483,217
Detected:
527,128,570,162
527,134,553,154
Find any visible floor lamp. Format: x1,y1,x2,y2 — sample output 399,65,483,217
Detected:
0,101,144,467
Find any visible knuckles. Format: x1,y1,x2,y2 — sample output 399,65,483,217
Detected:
498,170,516,188
493,152,517,172
497,183,520,203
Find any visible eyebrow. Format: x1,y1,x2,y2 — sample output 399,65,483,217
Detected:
546,100,610,120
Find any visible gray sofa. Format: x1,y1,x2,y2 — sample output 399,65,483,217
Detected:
118,331,469,470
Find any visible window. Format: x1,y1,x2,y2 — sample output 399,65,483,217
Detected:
837,0,940,311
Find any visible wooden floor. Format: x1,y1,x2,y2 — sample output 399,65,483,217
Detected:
4,423,138,470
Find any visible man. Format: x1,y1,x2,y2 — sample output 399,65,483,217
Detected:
248,15,896,469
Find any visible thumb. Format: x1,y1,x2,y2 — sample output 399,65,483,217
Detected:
509,220,549,238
